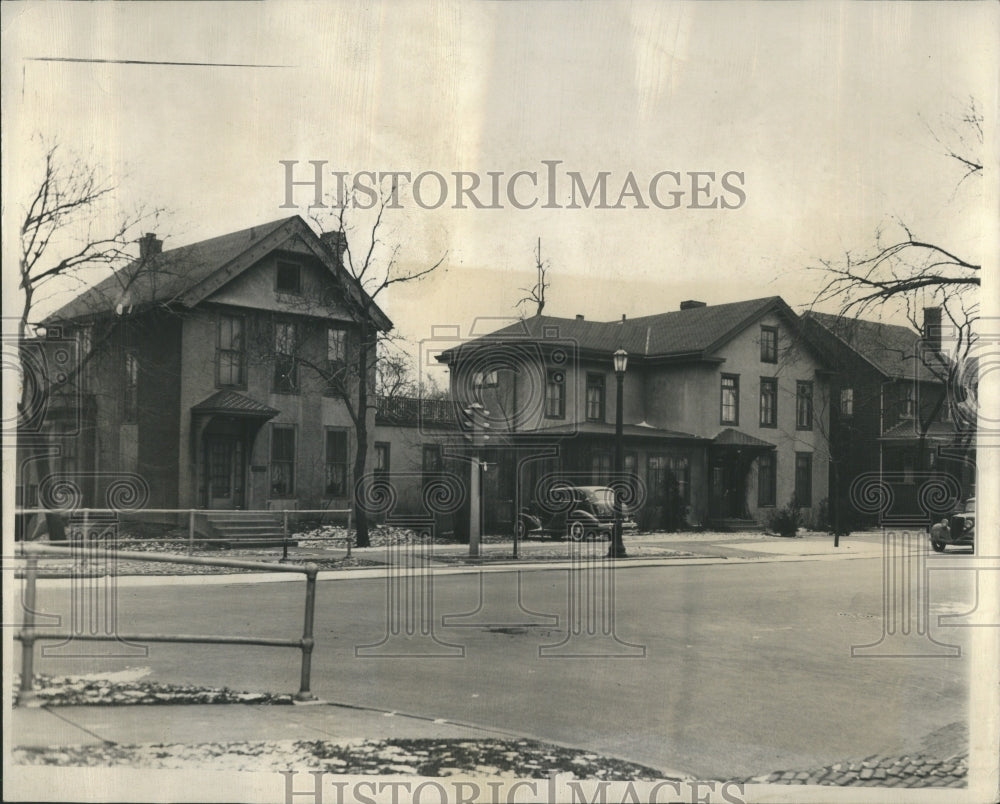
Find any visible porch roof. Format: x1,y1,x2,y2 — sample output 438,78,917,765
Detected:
879,419,968,442
528,421,705,441
191,390,280,419
712,428,776,449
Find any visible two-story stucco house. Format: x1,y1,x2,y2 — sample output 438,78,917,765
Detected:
18,216,390,523
436,297,832,531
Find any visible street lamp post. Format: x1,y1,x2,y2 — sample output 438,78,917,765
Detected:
464,403,489,558
609,348,628,559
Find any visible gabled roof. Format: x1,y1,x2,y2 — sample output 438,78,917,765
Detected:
438,296,799,363
802,311,949,383
44,216,392,330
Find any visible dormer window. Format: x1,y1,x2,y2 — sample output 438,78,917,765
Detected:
276,260,301,294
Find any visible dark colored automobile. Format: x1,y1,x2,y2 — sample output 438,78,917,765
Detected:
518,484,638,541
930,497,975,552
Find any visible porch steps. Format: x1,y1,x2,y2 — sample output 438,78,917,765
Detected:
202,513,294,548
709,517,765,533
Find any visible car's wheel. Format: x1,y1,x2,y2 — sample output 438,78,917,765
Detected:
931,540,946,553
568,521,586,542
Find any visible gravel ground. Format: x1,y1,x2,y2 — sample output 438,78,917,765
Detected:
13,737,667,779
11,672,293,707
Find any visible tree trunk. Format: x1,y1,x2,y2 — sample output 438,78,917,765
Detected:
352,333,372,548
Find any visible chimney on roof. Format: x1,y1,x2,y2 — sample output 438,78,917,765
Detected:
680,300,706,310
139,233,162,259
923,306,942,353
575,314,584,321
320,230,348,266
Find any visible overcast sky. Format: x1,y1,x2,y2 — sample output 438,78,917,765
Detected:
2,1,996,380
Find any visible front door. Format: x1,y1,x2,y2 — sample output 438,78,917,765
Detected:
206,435,244,509
710,454,747,519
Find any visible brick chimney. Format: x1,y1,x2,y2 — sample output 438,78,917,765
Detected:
575,314,584,321
320,230,348,266
923,307,942,353
680,300,706,310
139,233,162,259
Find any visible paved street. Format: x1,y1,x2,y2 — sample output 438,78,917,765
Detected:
13,546,973,780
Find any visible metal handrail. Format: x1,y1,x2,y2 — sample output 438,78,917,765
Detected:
12,542,320,707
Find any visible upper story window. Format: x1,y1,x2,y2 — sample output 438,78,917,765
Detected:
840,387,854,417
275,260,301,294
273,321,298,393
545,369,566,419
586,372,606,422
902,385,915,418
123,351,139,423
759,377,777,427
217,314,246,387
328,327,347,365
720,374,739,425
796,380,814,430
760,326,778,363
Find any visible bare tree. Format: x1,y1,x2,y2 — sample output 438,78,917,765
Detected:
18,143,158,338
306,197,446,547
516,237,549,317
16,143,161,539
811,100,982,366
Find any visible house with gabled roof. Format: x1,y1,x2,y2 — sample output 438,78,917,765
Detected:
18,216,390,519
437,297,833,531
802,309,975,523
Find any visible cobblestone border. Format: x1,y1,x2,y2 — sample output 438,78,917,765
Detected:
741,754,967,788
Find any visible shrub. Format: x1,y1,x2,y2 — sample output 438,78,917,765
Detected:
768,500,802,537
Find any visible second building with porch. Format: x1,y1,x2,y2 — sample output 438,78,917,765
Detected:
435,297,832,531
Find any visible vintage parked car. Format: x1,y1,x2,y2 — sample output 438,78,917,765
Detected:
930,497,975,552
518,484,639,541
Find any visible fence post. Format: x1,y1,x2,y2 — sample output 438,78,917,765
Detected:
295,563,319,702
17,550,41,707
346,508,352,558
282,510,289,562
188,510,196,555
80,508,89,570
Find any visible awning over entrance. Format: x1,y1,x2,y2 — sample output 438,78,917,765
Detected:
712,428,776,450
191,390,280,420
530,421,705,442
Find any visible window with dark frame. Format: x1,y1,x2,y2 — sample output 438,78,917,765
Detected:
273,321,298,392
585,373,606,422
760,326,778,363
794,452,812,507
123,351,139,423
902,385,915,418
270,426,295,497
796,380,813,430
759,377,777,427
757,452,776,507
275,260,301,294
473,370,499,389
720,374,739,425
422,444,443,481
840,387,854,417
545,369,566,419
374,442,390,477
325,429,349,497
217,314,246,387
